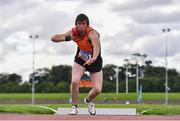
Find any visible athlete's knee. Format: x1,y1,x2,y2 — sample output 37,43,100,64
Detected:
71,78,80,86
94,87,102,94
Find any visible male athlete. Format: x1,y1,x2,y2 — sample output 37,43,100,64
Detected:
51,13,103,115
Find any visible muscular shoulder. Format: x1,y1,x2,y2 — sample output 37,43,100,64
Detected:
88,29,100,40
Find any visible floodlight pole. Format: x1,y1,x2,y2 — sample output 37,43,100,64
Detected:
29,34,39,105
136,62,139,94
116,66,119,94
162,28,170,105
124,59,129,94
132,53,141,94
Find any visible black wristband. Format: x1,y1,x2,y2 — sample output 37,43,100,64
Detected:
65,36,71,41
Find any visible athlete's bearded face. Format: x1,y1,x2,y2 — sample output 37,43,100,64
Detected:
76,20,88,36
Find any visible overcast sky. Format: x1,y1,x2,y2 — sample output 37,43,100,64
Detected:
0,0,180,81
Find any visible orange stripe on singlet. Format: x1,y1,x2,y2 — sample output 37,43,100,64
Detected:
72,26,93,52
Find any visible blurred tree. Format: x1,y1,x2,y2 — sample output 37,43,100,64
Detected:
49,65,71,84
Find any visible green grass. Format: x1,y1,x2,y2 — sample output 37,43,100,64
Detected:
0,93,180,115
0,93,70,100
0,93,180,100
0,104,180,115
0,104,53,114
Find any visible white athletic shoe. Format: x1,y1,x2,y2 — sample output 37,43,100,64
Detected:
84,97,96,115
69,106,78,115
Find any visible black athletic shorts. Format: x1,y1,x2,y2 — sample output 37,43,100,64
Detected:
74,52,103,73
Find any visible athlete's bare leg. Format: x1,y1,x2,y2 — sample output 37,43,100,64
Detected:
70,62,85,106
86,70,103,102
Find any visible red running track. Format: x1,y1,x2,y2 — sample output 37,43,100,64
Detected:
0,114,180,121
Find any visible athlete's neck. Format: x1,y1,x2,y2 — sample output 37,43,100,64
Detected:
79,31,86,37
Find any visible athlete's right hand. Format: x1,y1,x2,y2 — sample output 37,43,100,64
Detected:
83,58,96,66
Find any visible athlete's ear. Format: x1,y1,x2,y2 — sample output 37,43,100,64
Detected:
72,27,79,36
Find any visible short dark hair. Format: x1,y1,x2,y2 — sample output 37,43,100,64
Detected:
75,13,89,26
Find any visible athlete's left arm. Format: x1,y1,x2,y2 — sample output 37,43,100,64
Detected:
83,30,100,66
88,30,101,61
